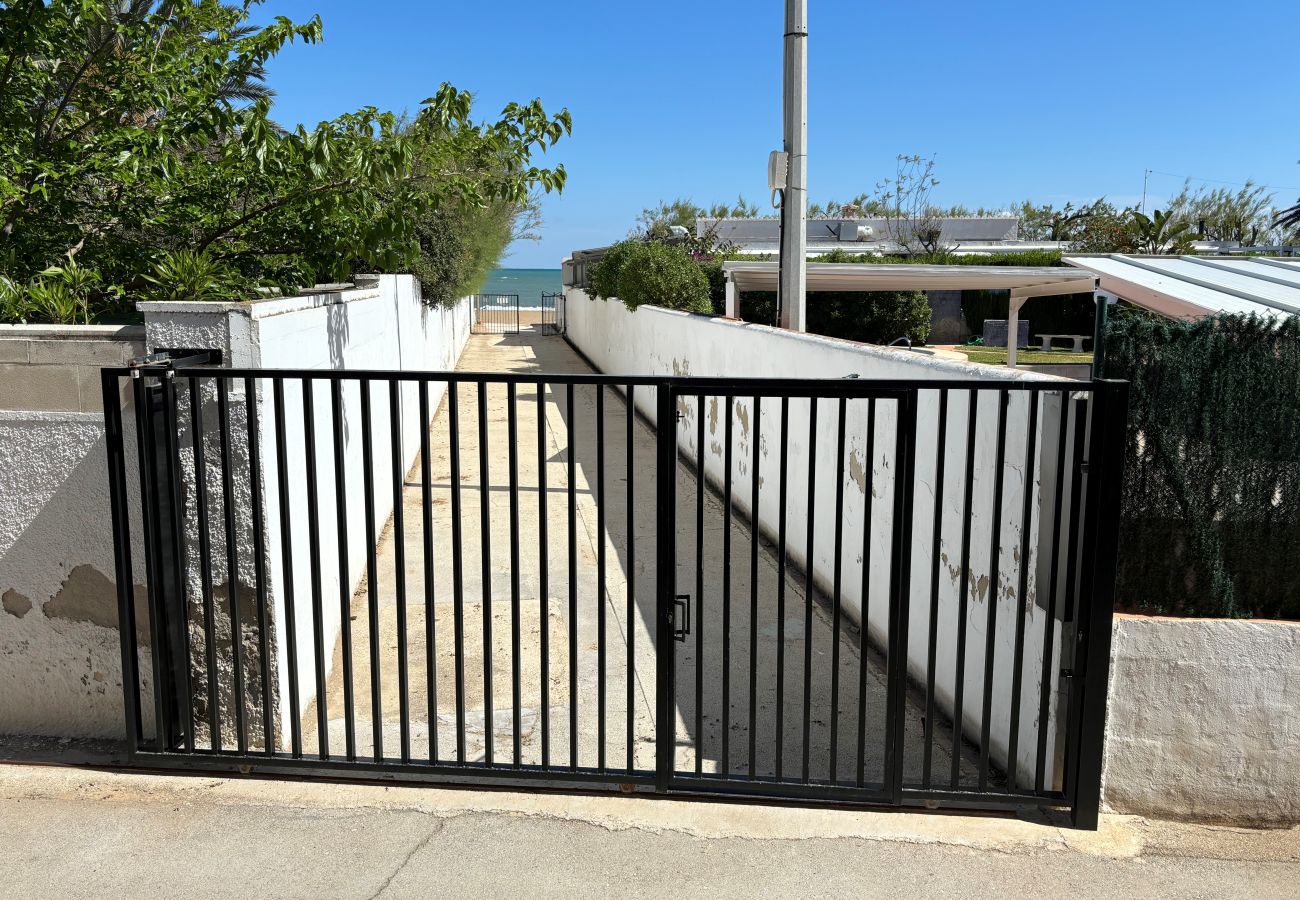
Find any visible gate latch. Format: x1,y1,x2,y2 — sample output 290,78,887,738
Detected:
672,594,691,642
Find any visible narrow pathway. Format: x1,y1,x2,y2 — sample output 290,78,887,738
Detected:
309,330,978,787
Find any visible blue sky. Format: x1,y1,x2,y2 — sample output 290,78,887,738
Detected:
256,1,1300,269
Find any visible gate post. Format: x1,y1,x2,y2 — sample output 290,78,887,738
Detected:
654,383,678,792
1069,380,1129,829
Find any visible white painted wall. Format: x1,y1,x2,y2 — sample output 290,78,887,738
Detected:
142,276,471,745
0,328,154,738
1103,615,1300,825
565,289,1077,784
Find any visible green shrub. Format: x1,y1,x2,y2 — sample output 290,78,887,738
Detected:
587,241,640,301
615,242,711,314
589,241,711,314
740,291,932,344
142,251,252,303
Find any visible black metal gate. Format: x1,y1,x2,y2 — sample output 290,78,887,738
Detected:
538,291,563,335
102,361,1125,827
471,293,520,334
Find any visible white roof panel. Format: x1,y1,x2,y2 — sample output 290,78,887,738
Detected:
1063,255,1298,320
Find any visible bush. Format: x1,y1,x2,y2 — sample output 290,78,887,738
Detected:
1105,312,1300,620
739,291,932,344
588,241,711,314
588,241,640,301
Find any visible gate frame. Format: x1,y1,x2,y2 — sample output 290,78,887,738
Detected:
102,361,1127,828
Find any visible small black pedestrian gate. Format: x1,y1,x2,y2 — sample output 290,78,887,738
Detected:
470,294,520,334
102,361,1125,828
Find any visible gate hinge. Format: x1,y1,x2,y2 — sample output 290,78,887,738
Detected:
672,594,691,642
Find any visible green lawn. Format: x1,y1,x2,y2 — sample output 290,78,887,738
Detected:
959,346,1094,366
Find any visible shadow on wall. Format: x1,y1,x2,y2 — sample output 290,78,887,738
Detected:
0,415,155,739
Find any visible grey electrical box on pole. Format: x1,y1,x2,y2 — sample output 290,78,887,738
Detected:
778,0,807,332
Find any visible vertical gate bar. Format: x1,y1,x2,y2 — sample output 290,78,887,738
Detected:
133,375,168,750
329,381,356,761
189,377,221,750
272,380,302,758
302,379,329,758
950,389,979,789
390,380,411,764
1035,394,1073,793
1068,381,1128,829
537,383,551,769
1059,396,1089,803
1007,392,1041,787
508,383,523,768
654,385,677,792
625,383,636,776
747,395,762,780
449,384,467,764
721,395,734,776
855,398,877,788
160,373,194,752
360,379,383,761
826,397,847,785
245,376,273,755
478,381,494,767
693,393,705,777
977,390,1011,792
103,370,143,752
800,397,818,784
566,382,578,769
885,391,919,803
217,378,247,754
596,385,607,771
922,389,950,789
774,396,790,782
829,397,847,782
419,380,438,764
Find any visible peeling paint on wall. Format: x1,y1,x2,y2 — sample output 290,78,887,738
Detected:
40,564,149,639
848,449,868,494
2,588,32,618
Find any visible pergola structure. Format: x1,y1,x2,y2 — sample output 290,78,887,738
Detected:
721,261,1099,366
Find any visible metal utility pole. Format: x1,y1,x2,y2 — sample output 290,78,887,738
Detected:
778,0,807,332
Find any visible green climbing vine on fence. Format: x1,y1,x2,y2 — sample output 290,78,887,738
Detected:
1104,312,1300,620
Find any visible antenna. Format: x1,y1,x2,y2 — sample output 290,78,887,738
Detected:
1141,168,1151,215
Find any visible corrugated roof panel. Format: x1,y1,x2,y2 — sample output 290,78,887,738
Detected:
1131,258,1300,314
1064,256,1285,319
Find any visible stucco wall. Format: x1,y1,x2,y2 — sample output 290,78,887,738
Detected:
1103,615,1300,825
0,327,155,738
140,275,471,744
1,278,469,743
564,289,1076,784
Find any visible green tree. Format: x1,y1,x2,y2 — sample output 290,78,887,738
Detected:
0,1,570,318
1165,179,1275,245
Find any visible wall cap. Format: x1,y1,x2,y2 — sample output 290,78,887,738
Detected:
136,286,383,320
0,324,145,341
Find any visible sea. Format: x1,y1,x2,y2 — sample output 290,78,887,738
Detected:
479,268,562,307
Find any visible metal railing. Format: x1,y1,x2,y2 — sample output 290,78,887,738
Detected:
102,361,1126,827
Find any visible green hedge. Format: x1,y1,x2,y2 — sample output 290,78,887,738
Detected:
739,291,932,345
960,289,1096,339
1104,312,1300,619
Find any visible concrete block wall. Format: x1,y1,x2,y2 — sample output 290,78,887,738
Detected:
0,325,144,412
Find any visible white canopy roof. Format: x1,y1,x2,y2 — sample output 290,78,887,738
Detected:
722,261,1095,295
1063,255,1300,319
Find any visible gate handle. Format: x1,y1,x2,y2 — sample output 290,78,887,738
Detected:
673,594,691,642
